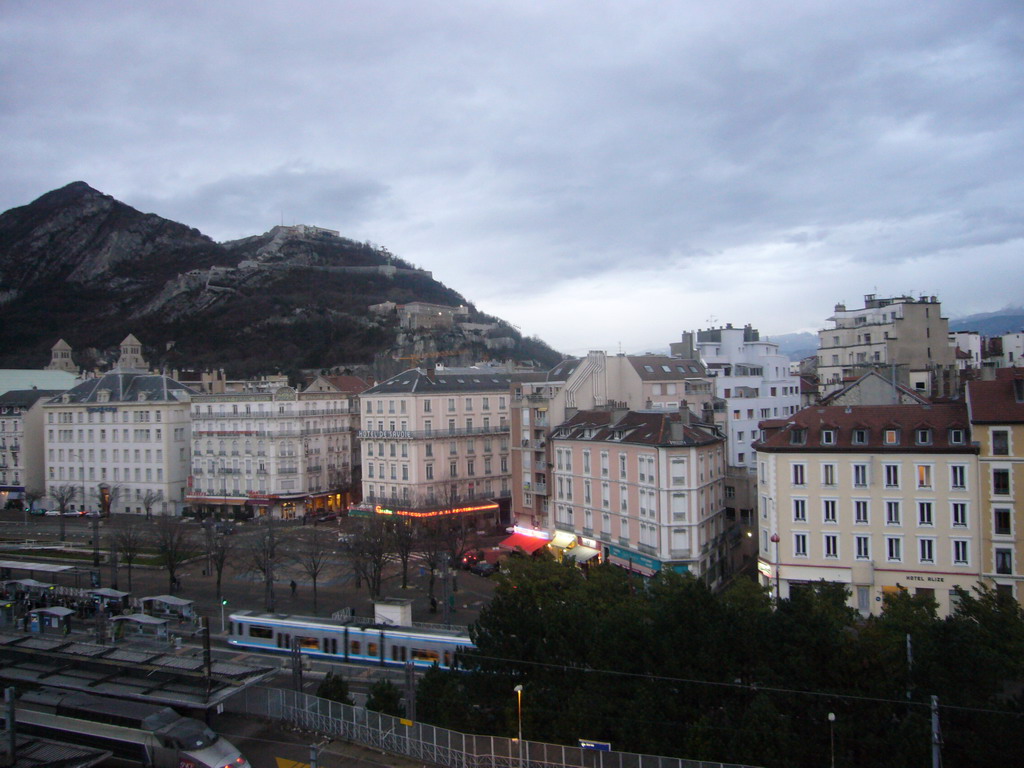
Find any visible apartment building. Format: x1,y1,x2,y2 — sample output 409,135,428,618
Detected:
755,403,979,617
548,408,728,583
817,294,957,397
967,368,1024,603
43,371,194,515
186,379,362,520
510,351,715,532
693,324,801,470
356,366,521,527
0,390,65,509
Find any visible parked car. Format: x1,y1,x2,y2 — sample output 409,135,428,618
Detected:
316,512,338,523
44,510,62,517
214,522,235,535
28,508,48,516
461,550,485,569
470,561,498,577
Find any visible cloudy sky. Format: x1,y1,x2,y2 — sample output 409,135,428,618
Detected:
2,1,1022,356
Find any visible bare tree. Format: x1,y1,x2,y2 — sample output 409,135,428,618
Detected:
209,533,234,606
441,514,476,595
141,488,163,519
417,518,450,603
390,514,416,589
51,484,77,542
241,517,284,612
347,514,392,601
151,515,196,594
109,517,145,592
293,528,337,615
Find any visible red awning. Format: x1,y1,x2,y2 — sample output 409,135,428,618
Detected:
499,533,549,555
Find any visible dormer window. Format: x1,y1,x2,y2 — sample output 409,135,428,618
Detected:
61,394,72,404
884,429,900,445
790,428,807,446
821,429,836,446
949,428,965,445
97,390,110,404
852,429,868,445
137,393,147,402
915,428,932,446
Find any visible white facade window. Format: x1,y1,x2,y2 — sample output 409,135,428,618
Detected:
793,498,806,522
853,464,868,487
823,499,837,524
952,502,968,528
953,539,969,565
886,501,901,526
824,533,838,559
854,499,869,524
792,463,806,486
794,532,808,557
917,501,933,526
855,535,871,560
886,537,903,562
919,538,935,563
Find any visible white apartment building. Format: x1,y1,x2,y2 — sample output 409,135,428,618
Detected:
43,371,194,515
0,389,65,509
356,366,517,527
187,379,362,520
754,403,980,617
817,294,957,397
510,351,715,532
692,325,800,470
549,408,728,584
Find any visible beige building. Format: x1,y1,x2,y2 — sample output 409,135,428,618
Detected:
967,368,1024,603
43,370,194,515
755,403,980,617
186,378,363,520
548,408,728,584
510,351,715,532
817,294,957,398
356,366,521,526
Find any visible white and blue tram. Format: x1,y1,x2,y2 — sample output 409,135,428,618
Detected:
15,688,250,768
228,610,474,669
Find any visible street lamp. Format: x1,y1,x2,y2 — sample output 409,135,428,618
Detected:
827,712,835,768
770,533,781,602
514,684,524,768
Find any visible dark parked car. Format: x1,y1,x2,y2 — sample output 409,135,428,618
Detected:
470,561,498,577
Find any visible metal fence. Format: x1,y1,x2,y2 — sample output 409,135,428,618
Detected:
226,686,759,768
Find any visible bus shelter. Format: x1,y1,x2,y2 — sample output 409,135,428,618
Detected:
110,613,169,641
88,587,131,613
28,606,74,635
4,578,57,603
140,595,195,622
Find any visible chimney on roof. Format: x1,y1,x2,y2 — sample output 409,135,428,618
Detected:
425,363,436,382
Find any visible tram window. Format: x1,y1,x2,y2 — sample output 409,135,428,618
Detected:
323,638,330,653
411,648,440,663
401,646,407,662
444,651,451,667
249,625,273,639
392,646,400,661
228,621,233,635
368,642,378,657
351,641,361,655
331,638,338,654
299,636,319,650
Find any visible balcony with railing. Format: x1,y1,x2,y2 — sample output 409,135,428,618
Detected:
524,482,548,496
358,424,509,441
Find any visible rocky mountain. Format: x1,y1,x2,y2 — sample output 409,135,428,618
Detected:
0,182,562,377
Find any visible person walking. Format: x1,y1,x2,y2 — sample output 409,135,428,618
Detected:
290,580,297,598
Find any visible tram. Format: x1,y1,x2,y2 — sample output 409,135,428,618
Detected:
228,610,474,669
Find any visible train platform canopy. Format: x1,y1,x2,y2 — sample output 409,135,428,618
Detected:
0,632,276,710
4,734,110,768
89,587,130,599
0,560,76,574
5,579,56,590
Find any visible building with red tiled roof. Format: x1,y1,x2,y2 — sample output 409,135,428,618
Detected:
547,407,729,584
967,367,1024,604
754,402,981,617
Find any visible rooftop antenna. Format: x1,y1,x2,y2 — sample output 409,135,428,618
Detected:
706,315,717,327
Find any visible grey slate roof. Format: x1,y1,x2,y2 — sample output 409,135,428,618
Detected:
364,367,519,395
0,389,65,408
47,370,195,404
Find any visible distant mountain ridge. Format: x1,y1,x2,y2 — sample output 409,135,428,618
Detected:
0,182,562,377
